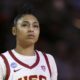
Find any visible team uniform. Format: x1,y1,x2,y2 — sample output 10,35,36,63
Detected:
0,49,57,80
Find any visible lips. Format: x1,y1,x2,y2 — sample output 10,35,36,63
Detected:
27,34,35,38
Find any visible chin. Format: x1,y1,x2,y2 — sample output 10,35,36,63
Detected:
26,40,36,45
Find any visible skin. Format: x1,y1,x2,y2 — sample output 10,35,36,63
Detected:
12,14,40,56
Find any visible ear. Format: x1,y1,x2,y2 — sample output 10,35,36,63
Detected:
12,26,17,36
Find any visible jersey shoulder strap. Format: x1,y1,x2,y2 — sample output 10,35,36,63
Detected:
42,52,51,77
0,54,10,80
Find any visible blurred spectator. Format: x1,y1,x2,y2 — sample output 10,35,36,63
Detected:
52,0,66,11
50,0,69,25
60,1,80,79
54,39,73,80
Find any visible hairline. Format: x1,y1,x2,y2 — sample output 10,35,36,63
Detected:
14,14,35,26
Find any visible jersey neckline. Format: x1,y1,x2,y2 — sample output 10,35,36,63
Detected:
8,50,40,69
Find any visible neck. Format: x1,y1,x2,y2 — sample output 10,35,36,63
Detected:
15,44,35,56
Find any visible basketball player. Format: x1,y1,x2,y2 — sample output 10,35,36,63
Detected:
0,6,58,80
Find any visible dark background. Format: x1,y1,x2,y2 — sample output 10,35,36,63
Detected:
0,0,80,80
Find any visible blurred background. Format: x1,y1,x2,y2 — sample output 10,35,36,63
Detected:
0,0,80,80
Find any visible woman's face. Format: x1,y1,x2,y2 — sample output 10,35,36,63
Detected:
12,14,40,47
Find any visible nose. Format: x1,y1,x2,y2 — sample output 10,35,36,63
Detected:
28,26,34,32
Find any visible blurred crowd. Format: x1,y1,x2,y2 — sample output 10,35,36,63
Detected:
0,0,80,80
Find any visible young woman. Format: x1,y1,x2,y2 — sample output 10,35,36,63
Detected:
0,6,58,80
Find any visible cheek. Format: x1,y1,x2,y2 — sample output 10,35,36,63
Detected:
36,30,40,37
17,27,26,34
16,29,26,38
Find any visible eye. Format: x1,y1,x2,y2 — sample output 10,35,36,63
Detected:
33,25,39,28
21,23,29,27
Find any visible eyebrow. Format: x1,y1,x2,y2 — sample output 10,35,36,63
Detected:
23,21,39,24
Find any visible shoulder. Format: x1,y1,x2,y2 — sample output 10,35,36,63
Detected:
0,50,10,67
0,55,5,65
46,53,58,79
0,55,6,71
46,53,54,60
0,52,8,77
46,53,57,65
36,50,56,64
0,51,9,66
38,50,55,62
0,51,9,56
37,50,58,79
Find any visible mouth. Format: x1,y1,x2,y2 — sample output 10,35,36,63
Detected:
27,34,35,39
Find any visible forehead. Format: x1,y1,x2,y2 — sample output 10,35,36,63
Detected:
18,14,39,22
